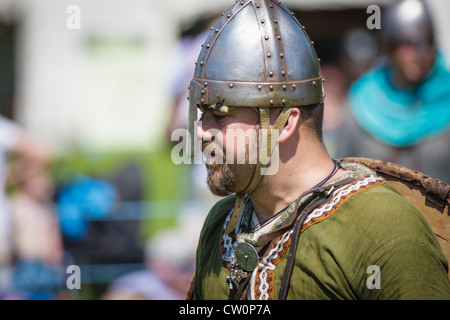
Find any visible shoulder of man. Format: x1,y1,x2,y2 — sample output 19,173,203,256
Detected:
342,181,436,236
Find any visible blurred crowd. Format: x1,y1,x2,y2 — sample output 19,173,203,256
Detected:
0,0,449,300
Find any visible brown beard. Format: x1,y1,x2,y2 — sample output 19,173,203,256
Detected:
205,163,235,197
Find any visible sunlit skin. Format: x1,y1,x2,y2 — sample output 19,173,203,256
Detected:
198,106,347,223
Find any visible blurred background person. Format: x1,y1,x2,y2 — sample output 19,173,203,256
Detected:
7,153,64,300
347,0,450,182
54,163,147,299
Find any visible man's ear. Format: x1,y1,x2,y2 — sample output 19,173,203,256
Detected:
278,107,300,144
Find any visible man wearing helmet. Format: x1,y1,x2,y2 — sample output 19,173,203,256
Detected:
185,0,450,300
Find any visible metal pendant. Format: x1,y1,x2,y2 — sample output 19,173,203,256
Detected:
234,242,259,272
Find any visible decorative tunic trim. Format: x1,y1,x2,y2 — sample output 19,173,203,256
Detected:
301,175,386,232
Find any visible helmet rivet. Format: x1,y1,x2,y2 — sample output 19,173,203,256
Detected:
267,53,272,58
270,85,274,91
312,81,317,88
204,82,208,87
215,29,219,33
282,70,286,76
201,99,205,103
261,19,265,24
277,35,282,40
270,100,274,106
227,14,231,18
274,19,278,24
282,85,287,91
311,41,315,46
200,61,204,66
229,83,234,89
280,53,284,58
265,35,269,40
292,84,297,89
256,4,261,9
201,90,205,95
240,1,244,4
206,44,210,49
282,99,287,105
269,72,274,77
258,85,263,91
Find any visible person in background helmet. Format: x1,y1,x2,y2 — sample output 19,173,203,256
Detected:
348,0,450,181
185,0,450,300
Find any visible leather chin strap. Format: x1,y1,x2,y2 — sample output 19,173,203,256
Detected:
225,106,293,234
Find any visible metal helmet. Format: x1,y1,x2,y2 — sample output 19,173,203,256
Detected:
382,0,435,49
188,0,324,233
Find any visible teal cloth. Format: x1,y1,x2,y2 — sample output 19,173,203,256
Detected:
348,52,450,147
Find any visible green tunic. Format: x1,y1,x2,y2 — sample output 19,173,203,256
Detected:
192,172,450,300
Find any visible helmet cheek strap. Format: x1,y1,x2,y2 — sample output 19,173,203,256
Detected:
225,106,293,234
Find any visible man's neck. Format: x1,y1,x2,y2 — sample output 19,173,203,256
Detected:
248,148,345,224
